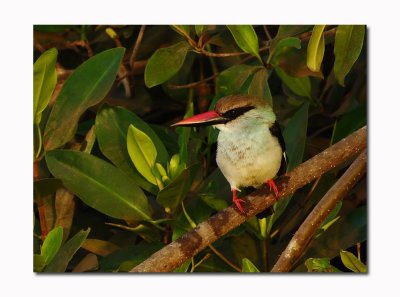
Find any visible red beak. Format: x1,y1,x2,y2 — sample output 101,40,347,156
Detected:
171,110,228,127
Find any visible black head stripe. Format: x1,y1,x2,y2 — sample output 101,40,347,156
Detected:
221,106,255,120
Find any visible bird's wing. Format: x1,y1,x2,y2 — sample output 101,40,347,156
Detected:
269,121,288,176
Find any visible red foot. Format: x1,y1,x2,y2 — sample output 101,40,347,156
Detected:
232,189,245,213
267,179,279,197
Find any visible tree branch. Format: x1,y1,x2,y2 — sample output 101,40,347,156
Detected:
271,149,367,272
130,126,367,272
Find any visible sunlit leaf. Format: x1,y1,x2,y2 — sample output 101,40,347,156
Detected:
241,258,260,272
195,25,205,36
304,257,341,272
340,250,366,272
334,25,365,86
127,125,158,185
307,25,326,72
44,48,124,151
41,226,63,265
33,47,58,125
145,41,190,87
95,104,168,194
227,25,261,62
46,150,153,222
34,254,46,272
44,228,90,272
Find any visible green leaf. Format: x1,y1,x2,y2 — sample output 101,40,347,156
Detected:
44,228,90,272
156,164,199,212
127,125,158,185
275,67,312,99
241,258,260,272
217,64,260,97
275,25,313,40
34,254,46,272
331,104,366,144
81,239,119,257
334,25,365,86
95,104,168,194
307,25,326,72
340,250,366,272
34,48,58,126
247,68,273,106
45,150,152,222
177,95,194,166
98,242,163,272
105,222,161,242
34,124,42,160
227,25,261,62
168,154,184,180
277,46,324,79
270,102,309,224
199,193,228,211
174,259,191,272
145,41,190,87
41,226,63,265
302,206,366,260
305,257,341,272
320,201,342,231
270,25,312,54
284,102,309,171
43,48,125,151
268,37,301,64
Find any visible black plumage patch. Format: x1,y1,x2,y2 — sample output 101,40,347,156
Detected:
269,121,288,176
221,106,255,121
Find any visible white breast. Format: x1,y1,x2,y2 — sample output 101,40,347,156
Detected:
214,110,282,190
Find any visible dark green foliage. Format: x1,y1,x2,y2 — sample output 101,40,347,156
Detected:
33,25,367,272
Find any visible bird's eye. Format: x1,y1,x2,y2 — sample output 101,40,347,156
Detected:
222,106,254,120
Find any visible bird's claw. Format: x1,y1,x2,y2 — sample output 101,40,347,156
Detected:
267,179,279,197
233,197,245,213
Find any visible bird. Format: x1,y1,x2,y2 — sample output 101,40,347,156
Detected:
172,95,287,213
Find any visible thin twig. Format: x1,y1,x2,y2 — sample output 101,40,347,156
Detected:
168,73,218,90
190,253,211,272
196,50,247,58
130,126,366,272
263,25,273,41
208,244,241,272
129,25,146,69
169,27,338,90
271,149,367,272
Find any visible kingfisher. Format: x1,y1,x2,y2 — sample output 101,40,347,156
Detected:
172,95,287,213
